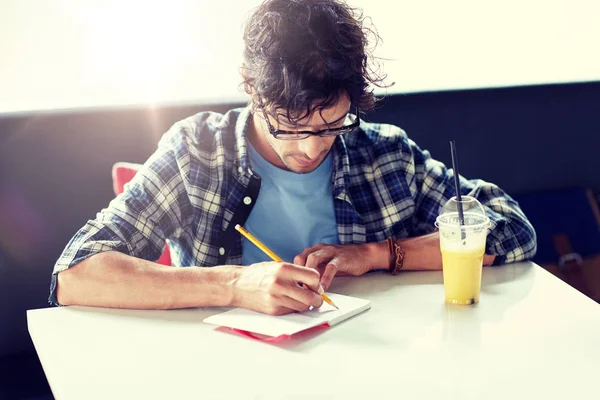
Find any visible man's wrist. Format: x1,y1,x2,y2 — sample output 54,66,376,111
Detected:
396,232,442,271
193,265,243,308
364,233,496,272
361,234,442,272
226,266,244,307
364,241,393,272
363,232,445,272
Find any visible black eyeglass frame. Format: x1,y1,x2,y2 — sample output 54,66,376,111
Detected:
261,107,360,140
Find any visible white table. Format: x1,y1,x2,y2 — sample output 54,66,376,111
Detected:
28,262,600,400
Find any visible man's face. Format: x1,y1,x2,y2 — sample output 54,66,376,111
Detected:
253,96,352,174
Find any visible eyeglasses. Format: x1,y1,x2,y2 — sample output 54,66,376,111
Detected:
261,107,360,140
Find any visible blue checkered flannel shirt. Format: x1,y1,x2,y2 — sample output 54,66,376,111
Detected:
50,107,536,305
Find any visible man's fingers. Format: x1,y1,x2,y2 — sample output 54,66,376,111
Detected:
293,252,307,266
268,305,296,316
293,256,303,266
285,282,324,309
281,286,324,311
291,248,341,293
294,243,327,266
278,263,321,293
320,262,338,292
278,295,311,313
304,249,332,271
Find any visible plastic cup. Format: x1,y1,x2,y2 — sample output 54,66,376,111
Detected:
435,196,490,305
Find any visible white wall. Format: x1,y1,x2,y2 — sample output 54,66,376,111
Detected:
1,0,598,114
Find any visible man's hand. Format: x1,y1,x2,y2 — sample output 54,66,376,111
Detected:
293,243,387,291
232,262,324,315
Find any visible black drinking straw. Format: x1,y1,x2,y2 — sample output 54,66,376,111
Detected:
450,141,466,239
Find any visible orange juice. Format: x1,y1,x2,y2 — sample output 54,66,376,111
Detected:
436,197,490,305
441,247,484,305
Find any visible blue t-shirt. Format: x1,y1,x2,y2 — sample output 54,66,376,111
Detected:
242,141,340,265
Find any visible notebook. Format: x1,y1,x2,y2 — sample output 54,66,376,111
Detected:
203,293,370,339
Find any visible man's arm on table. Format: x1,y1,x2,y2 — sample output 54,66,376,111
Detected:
294,232,496,290
56,251,236,309
56,251,323,314
386,231,496,271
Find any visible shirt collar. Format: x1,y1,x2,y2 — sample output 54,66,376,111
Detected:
332,134,352,200
233,105,253,176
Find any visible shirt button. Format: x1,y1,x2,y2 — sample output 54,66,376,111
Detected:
243,196,252,205
219,247,225,256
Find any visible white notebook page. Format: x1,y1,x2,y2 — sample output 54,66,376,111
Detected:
203,293,371,337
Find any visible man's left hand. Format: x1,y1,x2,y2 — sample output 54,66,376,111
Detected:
293,243,387,291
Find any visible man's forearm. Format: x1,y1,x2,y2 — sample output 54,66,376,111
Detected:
56,251,241,309
367,232,495,272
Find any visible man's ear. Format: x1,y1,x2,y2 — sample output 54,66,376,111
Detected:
239,65,258,113
239,65,254,96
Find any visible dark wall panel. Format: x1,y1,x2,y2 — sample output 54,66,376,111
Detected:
366,82,600,194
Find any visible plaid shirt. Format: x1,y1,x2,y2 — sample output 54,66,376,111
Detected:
50,106,536,305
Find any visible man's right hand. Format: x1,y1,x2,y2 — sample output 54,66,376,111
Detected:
232,262,324,315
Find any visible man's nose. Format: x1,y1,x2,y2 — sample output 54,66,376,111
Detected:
297,135,324,159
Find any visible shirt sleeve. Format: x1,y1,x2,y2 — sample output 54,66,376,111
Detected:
408,140,537,265
49,125,194,305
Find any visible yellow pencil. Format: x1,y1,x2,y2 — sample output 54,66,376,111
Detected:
235,224,339,310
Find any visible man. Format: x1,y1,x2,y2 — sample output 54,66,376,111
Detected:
51,0,536,315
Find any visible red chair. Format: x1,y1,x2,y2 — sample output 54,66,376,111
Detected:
111,162,172,266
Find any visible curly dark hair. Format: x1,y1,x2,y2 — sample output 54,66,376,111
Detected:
242,0,387,122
